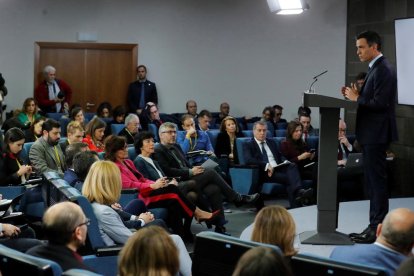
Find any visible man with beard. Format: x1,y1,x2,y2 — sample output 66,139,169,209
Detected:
29,119,66,177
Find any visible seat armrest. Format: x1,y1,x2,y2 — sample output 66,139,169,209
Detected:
121,188,138,194
95,246,122,256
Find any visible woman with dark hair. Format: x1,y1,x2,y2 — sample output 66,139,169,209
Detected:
82,117,106,152
96,102,112,119
17,98,41,128
0,127,33,185
215,116,244,165
24,117,46,143
69,106,86,127
280,120,316,180
104,105,126,137
105,135,218,240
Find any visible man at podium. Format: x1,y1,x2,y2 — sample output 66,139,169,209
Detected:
342,30,398,244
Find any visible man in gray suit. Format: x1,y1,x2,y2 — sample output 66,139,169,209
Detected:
29,119,66,177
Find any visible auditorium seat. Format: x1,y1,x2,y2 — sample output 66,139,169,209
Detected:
147,123,159,142
110,124,124,135
275,129,287,137
46,112,63,121
206,129,220,149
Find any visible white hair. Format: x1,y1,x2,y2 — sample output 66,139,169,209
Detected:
43,65,56,76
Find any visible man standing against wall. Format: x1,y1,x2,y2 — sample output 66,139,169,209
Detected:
342,31,398,243
127,65,158,115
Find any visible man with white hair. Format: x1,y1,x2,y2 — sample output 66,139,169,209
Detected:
118,113,140,144
34,65,72,113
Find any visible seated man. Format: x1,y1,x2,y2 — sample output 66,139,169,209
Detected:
273,105,287,124
197,109,213,131
29,119,66,177
298,112,318,142
330,208,414,276
177,114,215,166
214,102,230,125
59,121,85,154
27,201,93,271
186,100,198,118
243,121,312,208
63,142,89,186
118,114,140,144
154,122,259,234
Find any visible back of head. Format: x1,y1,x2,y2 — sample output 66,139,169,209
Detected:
82,160,121,205
73,151,99,180
379,208,414,255
43,202,84,245
232,246,292,276
65,142,88,168
251,205,297,256
118,225,179,276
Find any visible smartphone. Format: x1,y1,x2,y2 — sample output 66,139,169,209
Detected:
309,149,316,153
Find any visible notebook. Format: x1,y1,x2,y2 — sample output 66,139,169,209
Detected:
345,153,363,169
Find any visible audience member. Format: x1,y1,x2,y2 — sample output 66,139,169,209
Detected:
83,117,106,152
244,121,312,208
273,105,287,124
141,102,164,129
24,117,45,143
355,71,367,91
118,113,140,144
0,127,33,185
251,206,297,259
34,65,72,114
0,222,41,252
154,122,259,234
29,119,66,177
104,135,217,240
82,161,192,275
298,112,318,142
26,202,92,271
118,226,180,276
72,151,99,190
17,98,41,129
186,100,198,118
215,116,244,165
214,102,230,125
127,65,158,115
69,106,86,128
232,246,293,276
260,106,276,130
105,105,126,137
96,101,112,119
330,208,414,276
197,109,213,131
177,114,215,165
59,121,85,153
280,120,317,181
63,142,89,186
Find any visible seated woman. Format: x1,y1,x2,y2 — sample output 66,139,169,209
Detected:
104,105,126,137
280,120,316,181
251,205,298,263
17,98,41,129
0,127,33,185
105,135,218,240
96,101,112,119
69,106,86,128
82,161,192,276
215,116,244,165
118,226,180,276
24,117,45,143
82,117,106,152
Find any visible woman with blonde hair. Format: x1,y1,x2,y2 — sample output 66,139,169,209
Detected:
251,205,297,258
118,225,179,276
82,160,192,276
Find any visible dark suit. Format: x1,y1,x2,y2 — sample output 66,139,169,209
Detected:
27,243,92,272
243,138,302,206
356,56,397,229
127,80,158,113
118,127,135,145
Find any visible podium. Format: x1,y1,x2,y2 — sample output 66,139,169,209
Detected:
299,93,357,245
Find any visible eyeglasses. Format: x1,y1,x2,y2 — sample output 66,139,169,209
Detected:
162,130,177,134
73,218,90,231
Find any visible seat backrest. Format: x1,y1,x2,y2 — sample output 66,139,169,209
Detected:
111,124,124,135
147,123,159,141
275,122,287,130
127,146,137,161
83,113,96,121
59,117,70,137
275,129,287,137
235,137,251,165
0,244,62,276
306,136,319,151
22,142,34,164
46,113,63,121
206,129,220,149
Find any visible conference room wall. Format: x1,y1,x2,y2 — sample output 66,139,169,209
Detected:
0,0,346,126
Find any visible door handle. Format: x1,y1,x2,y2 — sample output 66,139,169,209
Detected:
86,102,95,110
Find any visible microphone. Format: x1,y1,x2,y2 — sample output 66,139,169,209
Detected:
313,70,328,80
307,70,328,93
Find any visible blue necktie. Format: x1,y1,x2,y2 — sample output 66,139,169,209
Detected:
261,142,269,163
139,82,145,109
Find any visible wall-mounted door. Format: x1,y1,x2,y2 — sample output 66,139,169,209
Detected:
34,42,137,112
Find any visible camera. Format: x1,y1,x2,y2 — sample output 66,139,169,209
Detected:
57,91,65,99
